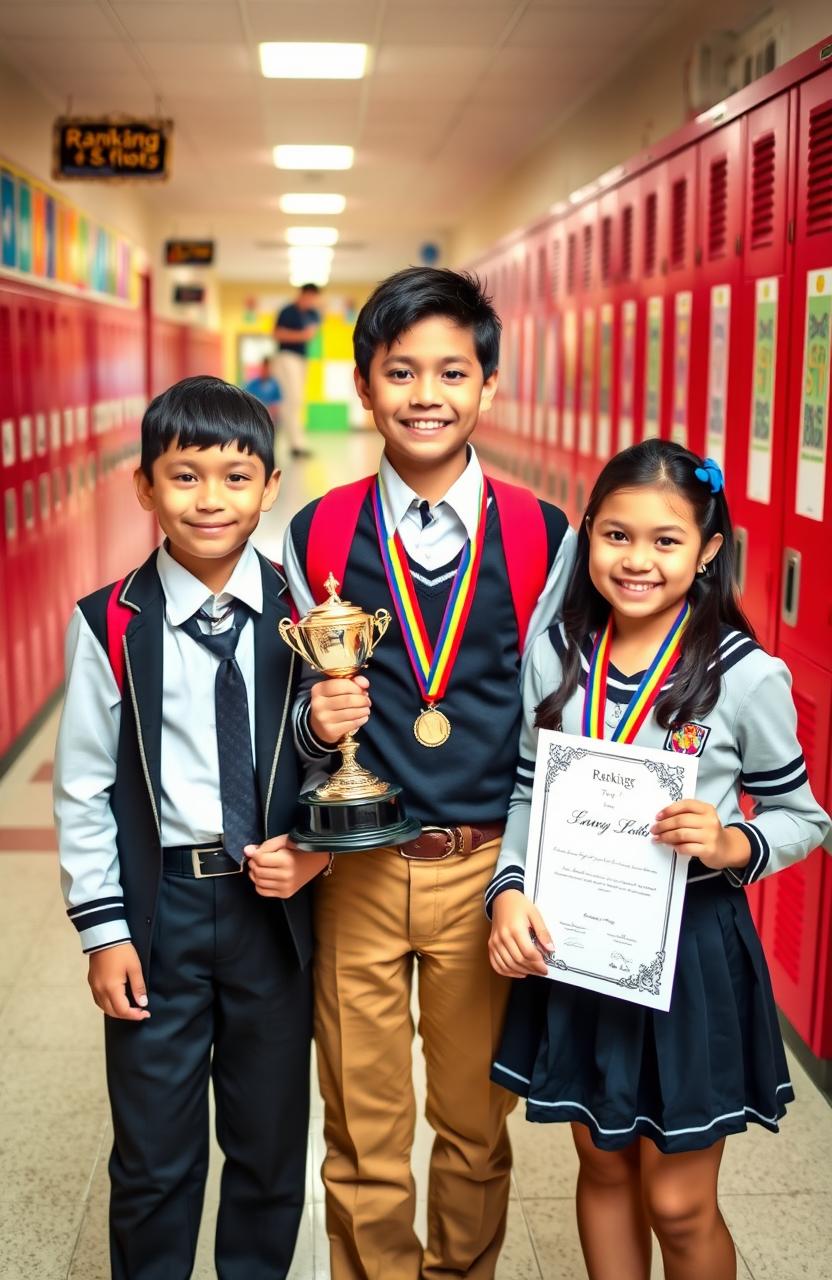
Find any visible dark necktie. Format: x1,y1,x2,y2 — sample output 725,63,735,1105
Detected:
418,499,433,529
179,603,262,861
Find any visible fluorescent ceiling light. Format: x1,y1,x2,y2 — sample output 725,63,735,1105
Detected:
288,247,334,268
259,42,368,80
279,193,346,215
274,145,353,171
285,226,339,247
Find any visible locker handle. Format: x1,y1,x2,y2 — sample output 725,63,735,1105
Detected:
781,548,801,627
734,526,748,594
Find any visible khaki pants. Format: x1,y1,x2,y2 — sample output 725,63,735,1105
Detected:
274,350,306,451
313,840,515,1280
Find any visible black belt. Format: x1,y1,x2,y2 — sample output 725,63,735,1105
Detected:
162,842,245,879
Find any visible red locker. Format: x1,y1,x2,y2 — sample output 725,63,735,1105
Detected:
613,179,644,457
779,72,832,675
544,223,566,504
0,290,19,746
727,92,794,651
575,199,599,518
558,214,581,520
595,186,620,473
638,162,669,441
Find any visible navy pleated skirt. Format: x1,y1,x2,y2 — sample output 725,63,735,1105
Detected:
492,876,794,1154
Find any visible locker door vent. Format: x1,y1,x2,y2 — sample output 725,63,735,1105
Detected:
551,239,561,299
601,215,612,284
567,233,576,294
792,688,818,782
582,224,593,289
708,156,728,259
750,131,776,248
644,192,657,276
621,205,634,280
807,101,832,236
671,177,687,268
772,859,806,984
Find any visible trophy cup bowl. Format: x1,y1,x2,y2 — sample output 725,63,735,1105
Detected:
278,573,422,852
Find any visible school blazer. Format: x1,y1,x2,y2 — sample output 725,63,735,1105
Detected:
79,547,313,978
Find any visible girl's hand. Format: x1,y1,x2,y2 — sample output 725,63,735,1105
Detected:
651,800,751,871
489,890,554,979
309,675,371,744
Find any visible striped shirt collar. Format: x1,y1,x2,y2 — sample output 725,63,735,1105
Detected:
157,539,263,626
378,445,485,544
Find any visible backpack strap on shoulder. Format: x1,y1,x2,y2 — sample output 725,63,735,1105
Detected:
486,476,549,653
306,475,375,604
106,578,132,696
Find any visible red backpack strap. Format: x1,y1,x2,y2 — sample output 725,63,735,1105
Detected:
306,475,375,603
106,577,132,696
487,476,549,653
269,559,299,623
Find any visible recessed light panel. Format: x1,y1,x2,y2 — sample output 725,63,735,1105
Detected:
259,42,368,80
274,146,354,171
279,193,346,215
285,227,339,246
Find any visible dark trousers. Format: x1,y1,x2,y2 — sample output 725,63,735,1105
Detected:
104,869,312,1280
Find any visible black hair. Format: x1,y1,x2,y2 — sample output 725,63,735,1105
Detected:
140,375,275,481
536,440,755,733
299,283,321,294
353,266,501,379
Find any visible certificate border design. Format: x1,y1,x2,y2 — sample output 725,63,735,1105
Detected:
533,742,687,999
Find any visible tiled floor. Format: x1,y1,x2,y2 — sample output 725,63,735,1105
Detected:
1,431,830,1279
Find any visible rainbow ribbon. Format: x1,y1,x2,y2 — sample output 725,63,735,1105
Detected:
372,476,488,705
582,600,691,743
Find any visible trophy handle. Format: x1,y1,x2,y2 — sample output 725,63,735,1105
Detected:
278,617,319,670
368,608,390,656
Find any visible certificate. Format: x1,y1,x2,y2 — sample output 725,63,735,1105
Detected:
525,730,698,1011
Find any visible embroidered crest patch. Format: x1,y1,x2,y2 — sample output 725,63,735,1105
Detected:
665,722,710,756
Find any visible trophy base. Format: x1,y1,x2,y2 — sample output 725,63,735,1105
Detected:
290,784,422,853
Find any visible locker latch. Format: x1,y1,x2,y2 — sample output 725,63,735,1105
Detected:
781,548,801,627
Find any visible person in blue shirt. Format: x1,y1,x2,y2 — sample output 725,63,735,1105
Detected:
274,284,322,459
246,357,283,442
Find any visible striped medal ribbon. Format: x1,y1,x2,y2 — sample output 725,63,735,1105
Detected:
582,600,691,743
372,475,488,747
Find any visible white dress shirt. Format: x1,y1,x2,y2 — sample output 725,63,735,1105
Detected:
54,541,263,952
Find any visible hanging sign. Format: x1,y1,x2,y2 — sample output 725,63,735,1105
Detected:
53,117,173,180
795,269,832,522
173,283,206,305
706,285,731,471
165,240,214,266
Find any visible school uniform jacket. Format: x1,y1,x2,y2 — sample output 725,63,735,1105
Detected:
487,623,831,913
54,547,312,979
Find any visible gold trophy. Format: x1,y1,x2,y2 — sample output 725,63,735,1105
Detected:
279,573,421,852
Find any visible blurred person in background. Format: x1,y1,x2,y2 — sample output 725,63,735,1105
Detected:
274,283,322,459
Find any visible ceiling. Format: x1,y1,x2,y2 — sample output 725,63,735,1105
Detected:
1,0,697,281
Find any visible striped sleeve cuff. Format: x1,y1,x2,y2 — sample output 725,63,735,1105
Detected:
485,864,526,918
67,898,131,953
741,753,808,798
723,822,770,887
295,698,336,759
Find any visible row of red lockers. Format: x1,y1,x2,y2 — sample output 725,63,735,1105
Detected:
0,281,223,757
469,41,832,1060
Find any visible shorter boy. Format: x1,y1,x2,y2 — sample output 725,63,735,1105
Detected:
54,376,330,1280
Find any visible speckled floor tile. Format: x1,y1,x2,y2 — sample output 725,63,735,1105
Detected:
0,1190,86,1280
0,1106,107,1205
0,1046,106,1119
66,1155,110,1280
0,856,56,928
17,923,90,988
0,980,104,1052
508,1109,580,1200
496,1202,544,1278
722,1193,832,1279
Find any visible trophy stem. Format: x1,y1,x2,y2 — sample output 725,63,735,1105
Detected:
312,733,392,801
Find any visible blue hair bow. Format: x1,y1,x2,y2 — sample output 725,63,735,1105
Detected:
694,457,723,494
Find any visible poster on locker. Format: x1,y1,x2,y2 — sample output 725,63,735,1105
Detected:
795,269,831,523
597,304,614,459
644,296,663,439
746,277,778,505
618,300,637,449
670,291,692,447
706,285,731,470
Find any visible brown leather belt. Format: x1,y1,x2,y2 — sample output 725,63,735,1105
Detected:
398,822,505,860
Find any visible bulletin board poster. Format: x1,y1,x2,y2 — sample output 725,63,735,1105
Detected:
644,296,663,439
746,277,778,505
0,158,140,306
795,269,832,523
706,285,731,471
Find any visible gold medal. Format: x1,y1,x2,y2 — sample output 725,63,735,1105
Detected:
413,706,451,748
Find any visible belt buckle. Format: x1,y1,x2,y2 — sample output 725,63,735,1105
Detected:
400,825,460,860
191,844,243,879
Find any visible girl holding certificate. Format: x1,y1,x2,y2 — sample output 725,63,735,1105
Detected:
486,440,830,1280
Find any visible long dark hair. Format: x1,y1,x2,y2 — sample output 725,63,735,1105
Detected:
536,440,755,732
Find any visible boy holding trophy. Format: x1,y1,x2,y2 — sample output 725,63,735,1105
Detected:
282,267,575,1279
